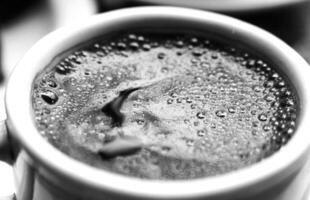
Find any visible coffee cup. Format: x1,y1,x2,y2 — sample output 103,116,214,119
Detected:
1,6,310,200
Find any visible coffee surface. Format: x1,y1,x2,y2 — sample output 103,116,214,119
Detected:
32,33,298,179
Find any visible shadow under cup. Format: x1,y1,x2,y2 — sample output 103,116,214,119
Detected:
3,7,310,200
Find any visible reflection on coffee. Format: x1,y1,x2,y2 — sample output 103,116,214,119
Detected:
32,32,298,180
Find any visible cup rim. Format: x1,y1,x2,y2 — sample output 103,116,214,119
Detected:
5,6,310,199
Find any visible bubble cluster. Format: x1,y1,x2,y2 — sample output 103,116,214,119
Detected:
32,32,298,180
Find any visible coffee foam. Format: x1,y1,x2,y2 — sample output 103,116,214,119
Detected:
32,33,298,179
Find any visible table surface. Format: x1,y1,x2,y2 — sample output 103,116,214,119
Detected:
1,1,310,199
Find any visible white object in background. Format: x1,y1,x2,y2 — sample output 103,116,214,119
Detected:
1,0,97,78
48,0,98,28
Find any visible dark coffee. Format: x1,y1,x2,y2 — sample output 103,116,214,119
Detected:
32,32,298,180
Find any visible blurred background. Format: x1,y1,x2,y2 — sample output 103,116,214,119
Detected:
0,0,310,199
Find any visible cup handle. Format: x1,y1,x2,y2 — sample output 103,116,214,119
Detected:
0,120,16,200
0,120,12,163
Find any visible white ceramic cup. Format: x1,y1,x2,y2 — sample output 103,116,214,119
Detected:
1,6,310,200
